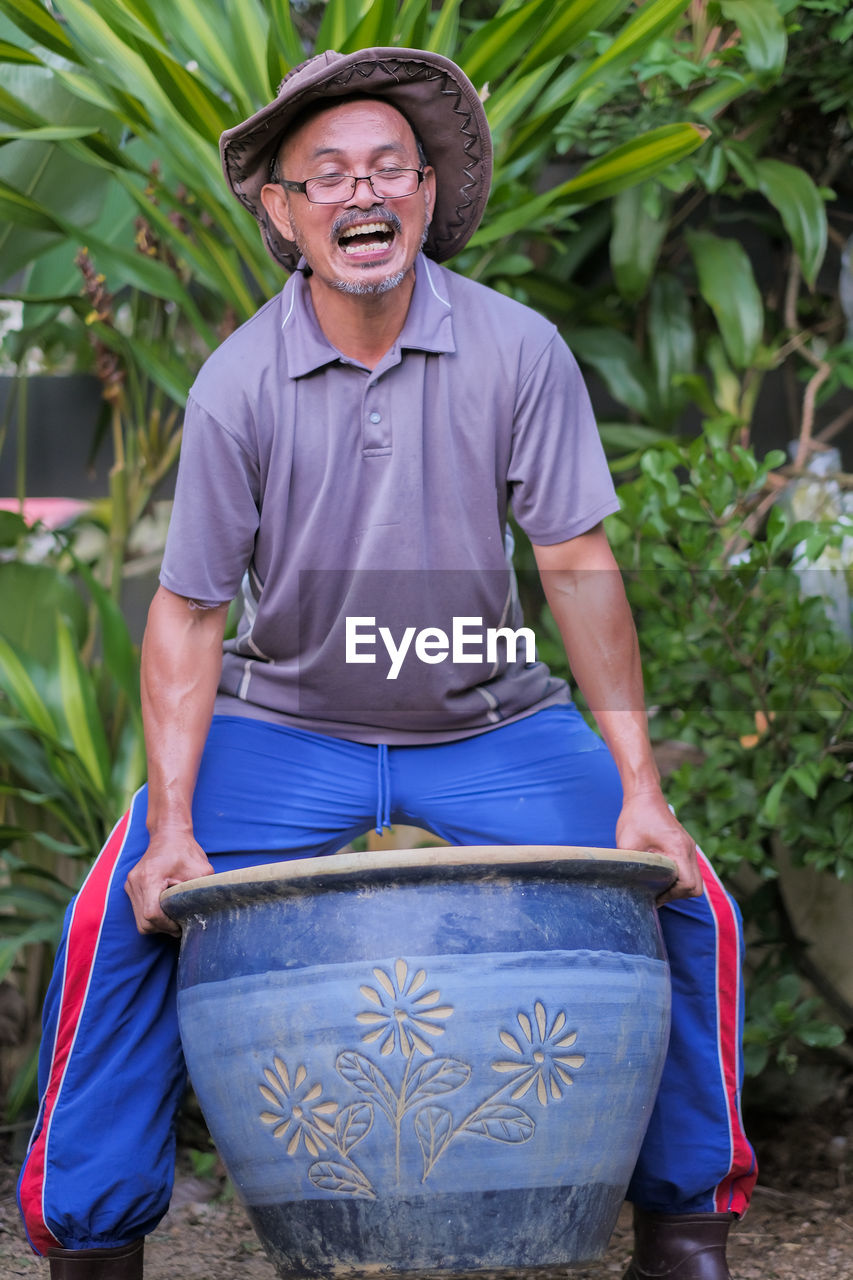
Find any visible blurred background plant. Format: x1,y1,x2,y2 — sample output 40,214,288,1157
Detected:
0,0,850,1120
612,438,851,1082
0,506,144,1116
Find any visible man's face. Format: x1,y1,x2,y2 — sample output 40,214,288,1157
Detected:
261,99,435,297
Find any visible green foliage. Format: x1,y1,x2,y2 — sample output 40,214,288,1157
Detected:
0,512,144,1112
609,438,851,876
529,420,852,1079
0,0,710,383
0,517,144,838
605,436,852,1072
743,973,846,1078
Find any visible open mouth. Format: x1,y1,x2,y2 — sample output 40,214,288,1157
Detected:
337,220,396,258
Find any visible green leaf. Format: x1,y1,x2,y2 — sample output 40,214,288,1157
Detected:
754,158,828,287
226,0,274,105
110,718,146,806
120,330,193,403
145,0,267,115
4,1044,39,1120
74,229,184,304
0,884,70,914
0,62,119,278
0,124,100,142
765,502,788,557
796,1022,845,1049
72,558,141,709
485,61,561,141
564,327,654,417
56,0,230,140
76,0,165,49
0,636,58,738
720,0,787,83
687,230,764,369
314,0,366,54
0,722,64,799
0,510,27,546
599,422,669,452
743,1042,769,1077
0,38,41,65
0,80,44,130
267,0,307,69
690,69,756,119
57,617,111,794
467,188,558,247
789,764,819,800
459,0,553,86
395,0,430,47
50,64,151,132
426,0,463,58
552,124,709,206
0,562,88,667
342,0,398,53
0,0,79,60
146,0,247,109
704,335,742,415
15,195,136,336
30,831,89,856
610,182,670,301
648,273,696,421
0,921,65,980
517,0,630,76
115,170,250,304
0,177,64,232
695,143,728,194
809,689,843,723
762,772,789,825
571,0,691,103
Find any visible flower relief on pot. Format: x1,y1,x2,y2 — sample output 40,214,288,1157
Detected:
256,958,586,1198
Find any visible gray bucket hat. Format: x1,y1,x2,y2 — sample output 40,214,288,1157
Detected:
220,47,492,273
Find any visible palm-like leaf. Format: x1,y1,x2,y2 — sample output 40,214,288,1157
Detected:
0,0,719,372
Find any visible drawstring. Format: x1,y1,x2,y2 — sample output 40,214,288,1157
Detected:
375,744,392,835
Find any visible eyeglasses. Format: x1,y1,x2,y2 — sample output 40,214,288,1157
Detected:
278,168,425,205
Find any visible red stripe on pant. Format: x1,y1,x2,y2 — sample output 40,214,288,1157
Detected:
19,811,132,1254
698,850,758,1214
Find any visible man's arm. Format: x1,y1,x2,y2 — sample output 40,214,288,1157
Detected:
532,522,701,902
124,586,230,935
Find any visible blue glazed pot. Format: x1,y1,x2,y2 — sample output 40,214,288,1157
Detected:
163,845,674,1279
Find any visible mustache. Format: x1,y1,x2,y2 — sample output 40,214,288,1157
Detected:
331,207,402,240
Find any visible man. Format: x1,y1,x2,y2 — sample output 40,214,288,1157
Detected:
19,47,755,1280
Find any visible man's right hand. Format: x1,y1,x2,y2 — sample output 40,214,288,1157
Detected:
132,587,228,937
124,832,215,936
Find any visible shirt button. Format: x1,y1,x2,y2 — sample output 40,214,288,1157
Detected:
369,411,382,424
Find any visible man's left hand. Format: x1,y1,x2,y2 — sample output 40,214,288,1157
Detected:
615,788,703,903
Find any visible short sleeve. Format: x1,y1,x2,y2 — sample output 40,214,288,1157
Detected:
508,333,619,544
159,394,261,605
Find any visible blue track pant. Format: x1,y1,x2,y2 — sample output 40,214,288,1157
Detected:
19,707,756,1253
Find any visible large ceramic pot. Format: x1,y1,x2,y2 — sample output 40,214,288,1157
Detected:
163,845,675,1279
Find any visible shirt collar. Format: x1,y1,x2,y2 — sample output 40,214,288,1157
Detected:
279,254,456,379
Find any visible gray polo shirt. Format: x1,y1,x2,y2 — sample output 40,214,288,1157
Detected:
160,255,619,744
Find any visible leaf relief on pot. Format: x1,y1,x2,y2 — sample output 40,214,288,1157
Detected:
256,959,585,1198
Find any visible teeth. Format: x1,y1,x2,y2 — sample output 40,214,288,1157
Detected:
342,240,388,255
339,222,392,240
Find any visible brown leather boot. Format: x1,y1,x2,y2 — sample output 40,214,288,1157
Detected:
622,1210,734,1279
47,1239,143,1279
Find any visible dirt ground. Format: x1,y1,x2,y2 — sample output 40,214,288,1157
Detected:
1,1097,851,1279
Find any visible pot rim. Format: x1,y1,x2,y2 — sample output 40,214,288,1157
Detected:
161,844,676,911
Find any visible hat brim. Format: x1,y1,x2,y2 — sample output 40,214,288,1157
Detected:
220,47,492,273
